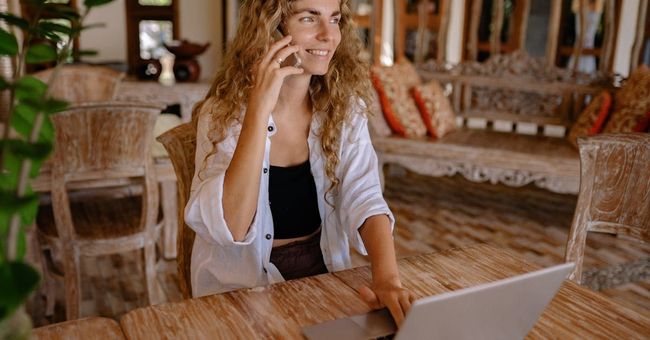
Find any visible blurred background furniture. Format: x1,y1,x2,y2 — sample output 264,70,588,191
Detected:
156,122,197,299
33,65,124,103
35,102,165,320
565,133,650,284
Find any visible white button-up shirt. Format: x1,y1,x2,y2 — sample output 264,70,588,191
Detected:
185,98,394,297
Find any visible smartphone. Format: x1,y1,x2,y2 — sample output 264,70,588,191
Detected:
272,29,302,68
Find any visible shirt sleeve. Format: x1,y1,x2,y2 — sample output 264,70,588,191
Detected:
336,108,395,256
184,104,258,246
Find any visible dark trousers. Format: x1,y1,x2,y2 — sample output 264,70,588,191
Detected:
270,232,328,280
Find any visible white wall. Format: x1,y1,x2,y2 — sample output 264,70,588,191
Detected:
80,0,127,62
613,0,640,76
178,0,221,81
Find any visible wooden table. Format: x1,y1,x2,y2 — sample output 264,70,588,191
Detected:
32,157,179,259
119,244,650,339
32,316,125,340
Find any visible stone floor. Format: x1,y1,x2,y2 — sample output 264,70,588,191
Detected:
28,169,650,327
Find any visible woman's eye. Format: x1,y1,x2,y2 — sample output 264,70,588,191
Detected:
331,17,341,24
299,16,315,23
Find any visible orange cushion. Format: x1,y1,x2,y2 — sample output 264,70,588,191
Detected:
633,109,650,132
371,62,426,137
411,81,456,138
567,90,612,148
603,65,650,133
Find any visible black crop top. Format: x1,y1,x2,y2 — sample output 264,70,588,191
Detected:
268,160,322,239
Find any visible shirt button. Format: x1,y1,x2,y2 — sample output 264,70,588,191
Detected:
265,234,272,240
263,168,268,174
268,126,274,132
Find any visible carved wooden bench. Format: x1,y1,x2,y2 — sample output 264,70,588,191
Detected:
369,53,613,194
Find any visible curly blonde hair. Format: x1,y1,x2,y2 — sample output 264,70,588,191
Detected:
194,0,372,200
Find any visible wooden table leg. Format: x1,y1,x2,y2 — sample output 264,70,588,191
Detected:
160,180,178,259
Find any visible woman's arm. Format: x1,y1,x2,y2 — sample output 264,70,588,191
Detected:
358,215,413,327
222,36,303,241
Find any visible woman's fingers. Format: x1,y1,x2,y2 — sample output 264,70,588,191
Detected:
384,297,406,327
398,291,412,318
271,45,301,68
358,285,381,309
262,35,293,66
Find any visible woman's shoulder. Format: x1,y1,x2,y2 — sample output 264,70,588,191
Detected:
345,97,370,128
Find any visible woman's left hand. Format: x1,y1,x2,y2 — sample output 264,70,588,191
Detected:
358,276,414,327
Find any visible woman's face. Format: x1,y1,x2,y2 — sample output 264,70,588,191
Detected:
282,0,342,76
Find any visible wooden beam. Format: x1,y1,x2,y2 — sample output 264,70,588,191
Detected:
372,0,383,66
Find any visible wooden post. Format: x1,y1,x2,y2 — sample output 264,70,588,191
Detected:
437,0,451,63
0,0,13,122
599,0,616,72
468,0,483,61
517,0,531,51
572,0,587,74
546,0,562,68
489,0,505,56
630,0,648,72
372,0,384,66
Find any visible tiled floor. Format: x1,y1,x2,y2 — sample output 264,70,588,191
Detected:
29,168,650,326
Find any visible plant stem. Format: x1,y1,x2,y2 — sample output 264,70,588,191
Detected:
6,8,83,261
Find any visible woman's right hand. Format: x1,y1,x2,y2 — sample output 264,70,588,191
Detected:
248,35,304,117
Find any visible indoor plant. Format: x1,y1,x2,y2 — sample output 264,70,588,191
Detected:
0,0,113,337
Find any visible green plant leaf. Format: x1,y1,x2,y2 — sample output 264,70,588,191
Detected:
0,192,38,217
11,104,38,138
0,13,29,30
44,98,68,114
0,76,8,90
84,0,115,8
4,139,52,162
37,21,72,36
14,76,47,101
43,4,81,20
38,116,55,142
72,49,98,58
0,28,19,56
25,44,58,64
0,261,40,319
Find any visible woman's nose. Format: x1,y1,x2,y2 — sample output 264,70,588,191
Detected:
316,21,335,41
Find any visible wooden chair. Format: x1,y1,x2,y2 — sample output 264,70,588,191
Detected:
33,65,124,103
156,123,197,299
36,102,165,320
32,316,125,340
565,133,650,284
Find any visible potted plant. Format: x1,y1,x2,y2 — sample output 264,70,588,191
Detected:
0,0,113,337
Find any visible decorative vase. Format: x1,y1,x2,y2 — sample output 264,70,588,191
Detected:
158,53,176,86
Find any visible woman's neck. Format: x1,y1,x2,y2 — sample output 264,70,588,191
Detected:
275,74,312,117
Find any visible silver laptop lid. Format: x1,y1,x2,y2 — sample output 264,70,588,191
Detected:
395,262,575,340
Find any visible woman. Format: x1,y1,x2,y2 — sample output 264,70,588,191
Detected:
185,0,413,325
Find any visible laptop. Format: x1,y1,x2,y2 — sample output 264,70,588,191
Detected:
303,262,575,340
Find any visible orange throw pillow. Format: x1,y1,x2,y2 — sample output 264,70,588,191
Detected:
603,65,650,133
371,62,427,137
633,109,650,132
567,90,612,148
411,81,456,138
